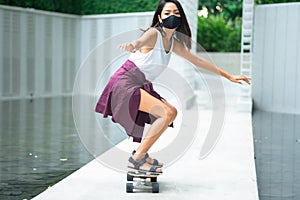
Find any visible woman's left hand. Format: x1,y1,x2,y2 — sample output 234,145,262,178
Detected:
229,75,251,85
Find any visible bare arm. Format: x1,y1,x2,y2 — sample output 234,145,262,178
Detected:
173,39,251,85
118,28,157,53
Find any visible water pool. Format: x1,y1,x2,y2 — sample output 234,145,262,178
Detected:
0,97,125,199
253,110,300,200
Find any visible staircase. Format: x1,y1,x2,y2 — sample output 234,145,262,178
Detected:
238,0,254,111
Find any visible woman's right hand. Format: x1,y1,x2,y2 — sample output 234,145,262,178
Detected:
118,43,136,53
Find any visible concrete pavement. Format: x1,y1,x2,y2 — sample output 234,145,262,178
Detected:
33,84,259,200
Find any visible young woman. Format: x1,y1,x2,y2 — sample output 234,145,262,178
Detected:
95,0,250,173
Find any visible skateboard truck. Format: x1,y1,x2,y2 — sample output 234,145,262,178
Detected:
126,171,160,193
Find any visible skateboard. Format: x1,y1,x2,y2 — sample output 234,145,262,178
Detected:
126,170,161,193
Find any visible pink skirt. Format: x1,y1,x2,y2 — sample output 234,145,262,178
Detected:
95,60,173,143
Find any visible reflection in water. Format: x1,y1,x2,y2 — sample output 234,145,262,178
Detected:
0,97,125,200
252,110,300,200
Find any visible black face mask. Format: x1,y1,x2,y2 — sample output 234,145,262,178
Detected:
161,15,181,29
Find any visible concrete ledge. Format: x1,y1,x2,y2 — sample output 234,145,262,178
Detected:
33,107,258,200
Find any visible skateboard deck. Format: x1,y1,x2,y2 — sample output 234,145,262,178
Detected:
126,170,161,193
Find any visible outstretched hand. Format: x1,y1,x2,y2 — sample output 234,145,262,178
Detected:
118,43,136,53
229,75,251,85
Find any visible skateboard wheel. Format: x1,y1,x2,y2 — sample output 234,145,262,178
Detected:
127,173,134,181
151,177,157,182
126,183,134,193
152,182,159,193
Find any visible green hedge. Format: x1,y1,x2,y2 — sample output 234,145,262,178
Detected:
197,15,241,52
0,0,158,15
4,0,297,52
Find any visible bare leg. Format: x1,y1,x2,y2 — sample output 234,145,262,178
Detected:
137,89,177,152
128,89,177,172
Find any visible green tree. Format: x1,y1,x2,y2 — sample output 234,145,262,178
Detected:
198,0,299,22
197,14,241,52
197,0,299,52
198,0,243,22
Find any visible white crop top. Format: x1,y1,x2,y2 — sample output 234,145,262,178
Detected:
128,28,174,81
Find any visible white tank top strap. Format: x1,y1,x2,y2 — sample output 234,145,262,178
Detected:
127,28,173,81
153,28,161,49
154,28,174,54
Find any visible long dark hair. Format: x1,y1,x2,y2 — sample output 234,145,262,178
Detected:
150,0,192,50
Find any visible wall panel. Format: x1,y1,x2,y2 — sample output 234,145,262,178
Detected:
0,0,198,100
253,3,300,113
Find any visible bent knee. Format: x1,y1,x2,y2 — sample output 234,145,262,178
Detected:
163,105,177,122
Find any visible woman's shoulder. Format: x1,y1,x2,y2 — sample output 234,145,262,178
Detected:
143,27,159,37
139,27,159,47
173,37,189,54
